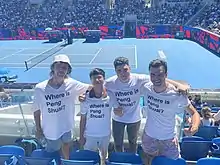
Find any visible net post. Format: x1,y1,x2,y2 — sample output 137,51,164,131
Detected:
24,61,29,71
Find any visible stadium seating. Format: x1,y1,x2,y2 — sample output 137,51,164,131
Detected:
197,157,220,165
180,141,212,161
62,159,95,165
70,150,100,164
152,156,186,165
0,154,16,165
182,136,205,142
0,0,219,36
0,145,25,156
107,152,142,165
211,137,220,157
194,126,218,141
23,157,55,165
31,149,61,164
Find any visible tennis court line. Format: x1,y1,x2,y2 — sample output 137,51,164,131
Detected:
89,48,102,64
157,50,167,61
0,48,50,51
15,53,96,56
103,45,135,49
15,54,44,56
0,49,25,61
134,45,138,69
68,54,96,56
0,62,137,69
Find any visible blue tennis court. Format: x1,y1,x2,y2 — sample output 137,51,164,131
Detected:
0,38,219,88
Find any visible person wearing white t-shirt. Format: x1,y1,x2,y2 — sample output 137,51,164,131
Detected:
141,59,200,165
80,68,123,165
33,54,90,160
104,57,190,153
200,106,215,126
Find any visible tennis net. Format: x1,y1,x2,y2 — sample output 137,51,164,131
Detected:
24,41,65,71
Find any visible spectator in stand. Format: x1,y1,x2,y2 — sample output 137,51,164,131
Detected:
193,94,202,107
200,106,215,126
192,1,220,35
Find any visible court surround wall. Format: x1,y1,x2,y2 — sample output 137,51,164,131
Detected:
0,25,219,56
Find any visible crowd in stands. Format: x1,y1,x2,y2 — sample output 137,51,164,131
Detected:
151,1,202,25
192,0,220,35
0,0,219,35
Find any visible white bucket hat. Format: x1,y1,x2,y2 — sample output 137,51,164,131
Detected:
52,54,71,68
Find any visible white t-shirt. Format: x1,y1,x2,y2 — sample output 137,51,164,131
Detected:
80,91,119,137
33,78,89,140
105,73,150,123
201,118,215,126
142,82,190,140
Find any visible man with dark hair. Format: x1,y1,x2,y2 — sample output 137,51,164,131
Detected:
141,59,200,164
80,68,123,164
105,57,189,153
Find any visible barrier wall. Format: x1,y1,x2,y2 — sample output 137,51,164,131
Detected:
184,26,220,55
0,25,219,55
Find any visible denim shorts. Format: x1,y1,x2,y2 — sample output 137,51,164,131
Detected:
45,131,72,152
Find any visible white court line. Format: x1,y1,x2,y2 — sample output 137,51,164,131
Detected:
134,45,138,69
0,49,25,61
15,53,96,56
157,50,167,61
68,54,96,56
0,62,137,66
0,48,49,50
5,65,137,69
15,54,43,56
89,48,102,64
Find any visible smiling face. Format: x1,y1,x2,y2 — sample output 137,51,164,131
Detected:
115,64,131,82
148,59,168,89
91,74,105,86
150,65,167,87
52,62,70,79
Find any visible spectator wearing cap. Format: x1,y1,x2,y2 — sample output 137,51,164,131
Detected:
33,54,91,159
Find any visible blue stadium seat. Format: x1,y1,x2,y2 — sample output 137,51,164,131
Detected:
180,141,212,161
23,157,55,165
194,126,218,140
152,156,186,165
31,149,47,157
182,136,205,141
0,145,25,156
197,157,220,165
211,137,220,157
62,159,95,165
106,163,133,165
70,150,100,164
107,152,142,164
213,137,220,146
0,154,15,165
31,149,61,164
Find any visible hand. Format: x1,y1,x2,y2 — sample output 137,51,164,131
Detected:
35,128,44,139
172,136,179,146
184,125,199,136
114,107,124,117
176,85,190,95
78,93,86,102
79,136,86,147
